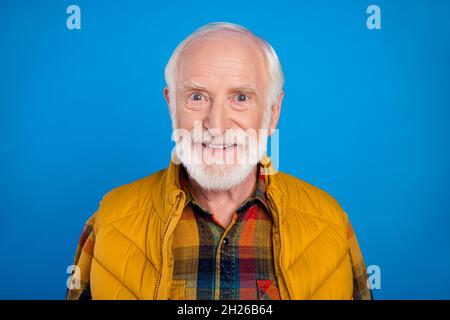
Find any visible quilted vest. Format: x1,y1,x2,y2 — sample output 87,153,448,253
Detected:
90,156,353,299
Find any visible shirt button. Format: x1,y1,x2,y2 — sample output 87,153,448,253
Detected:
222,238,229,245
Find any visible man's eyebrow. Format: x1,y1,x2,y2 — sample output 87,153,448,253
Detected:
179,81,259,96
231,85,258,94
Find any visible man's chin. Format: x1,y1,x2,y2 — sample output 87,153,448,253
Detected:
195,162,240,176
182,162,256,191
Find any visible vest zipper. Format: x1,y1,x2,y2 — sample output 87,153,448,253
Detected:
153,193,182,300
268,190,293,300
278,224,293,299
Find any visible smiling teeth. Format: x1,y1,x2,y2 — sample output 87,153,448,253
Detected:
206,144,234,149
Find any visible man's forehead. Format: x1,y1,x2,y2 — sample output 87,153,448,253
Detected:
181,31,262,58
179,50,263,73
177,35,267,80
177,54,266,88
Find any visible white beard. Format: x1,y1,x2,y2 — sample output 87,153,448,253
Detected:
173,125,269,191
183,160,257,191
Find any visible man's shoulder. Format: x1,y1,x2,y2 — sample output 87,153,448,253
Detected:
91,168,168,229
273,170,348,227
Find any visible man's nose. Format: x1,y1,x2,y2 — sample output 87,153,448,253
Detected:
204,99,227,135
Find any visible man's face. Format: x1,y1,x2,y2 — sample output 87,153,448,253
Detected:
165,32,279,190
174,33,269,135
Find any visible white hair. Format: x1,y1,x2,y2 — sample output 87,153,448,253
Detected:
164,22,284,127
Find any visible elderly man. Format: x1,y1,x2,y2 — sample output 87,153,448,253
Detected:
66,22,372,300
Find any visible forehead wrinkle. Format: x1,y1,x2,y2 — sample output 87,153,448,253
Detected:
179,60,260,88
179,39,264,76
185,57,251,74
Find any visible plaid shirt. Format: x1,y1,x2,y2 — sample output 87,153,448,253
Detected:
66,165,372,300
171,165,280,300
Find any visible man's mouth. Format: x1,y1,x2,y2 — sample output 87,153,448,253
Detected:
202,143,237,150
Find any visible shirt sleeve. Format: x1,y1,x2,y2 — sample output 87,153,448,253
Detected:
66,215,96,300
347,219,373,300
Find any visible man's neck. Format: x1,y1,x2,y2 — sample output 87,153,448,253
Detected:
187,165,258,228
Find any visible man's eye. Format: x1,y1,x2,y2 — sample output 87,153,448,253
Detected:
235,94,249,102
188,92,204,101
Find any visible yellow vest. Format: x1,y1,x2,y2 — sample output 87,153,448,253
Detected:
90,157,353,299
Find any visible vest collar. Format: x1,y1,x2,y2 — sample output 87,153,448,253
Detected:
155,154,286,226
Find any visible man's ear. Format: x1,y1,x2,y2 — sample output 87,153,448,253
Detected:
163,86,171,109
269,90,284,133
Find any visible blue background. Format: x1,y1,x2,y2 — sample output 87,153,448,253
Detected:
1,0,449,299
